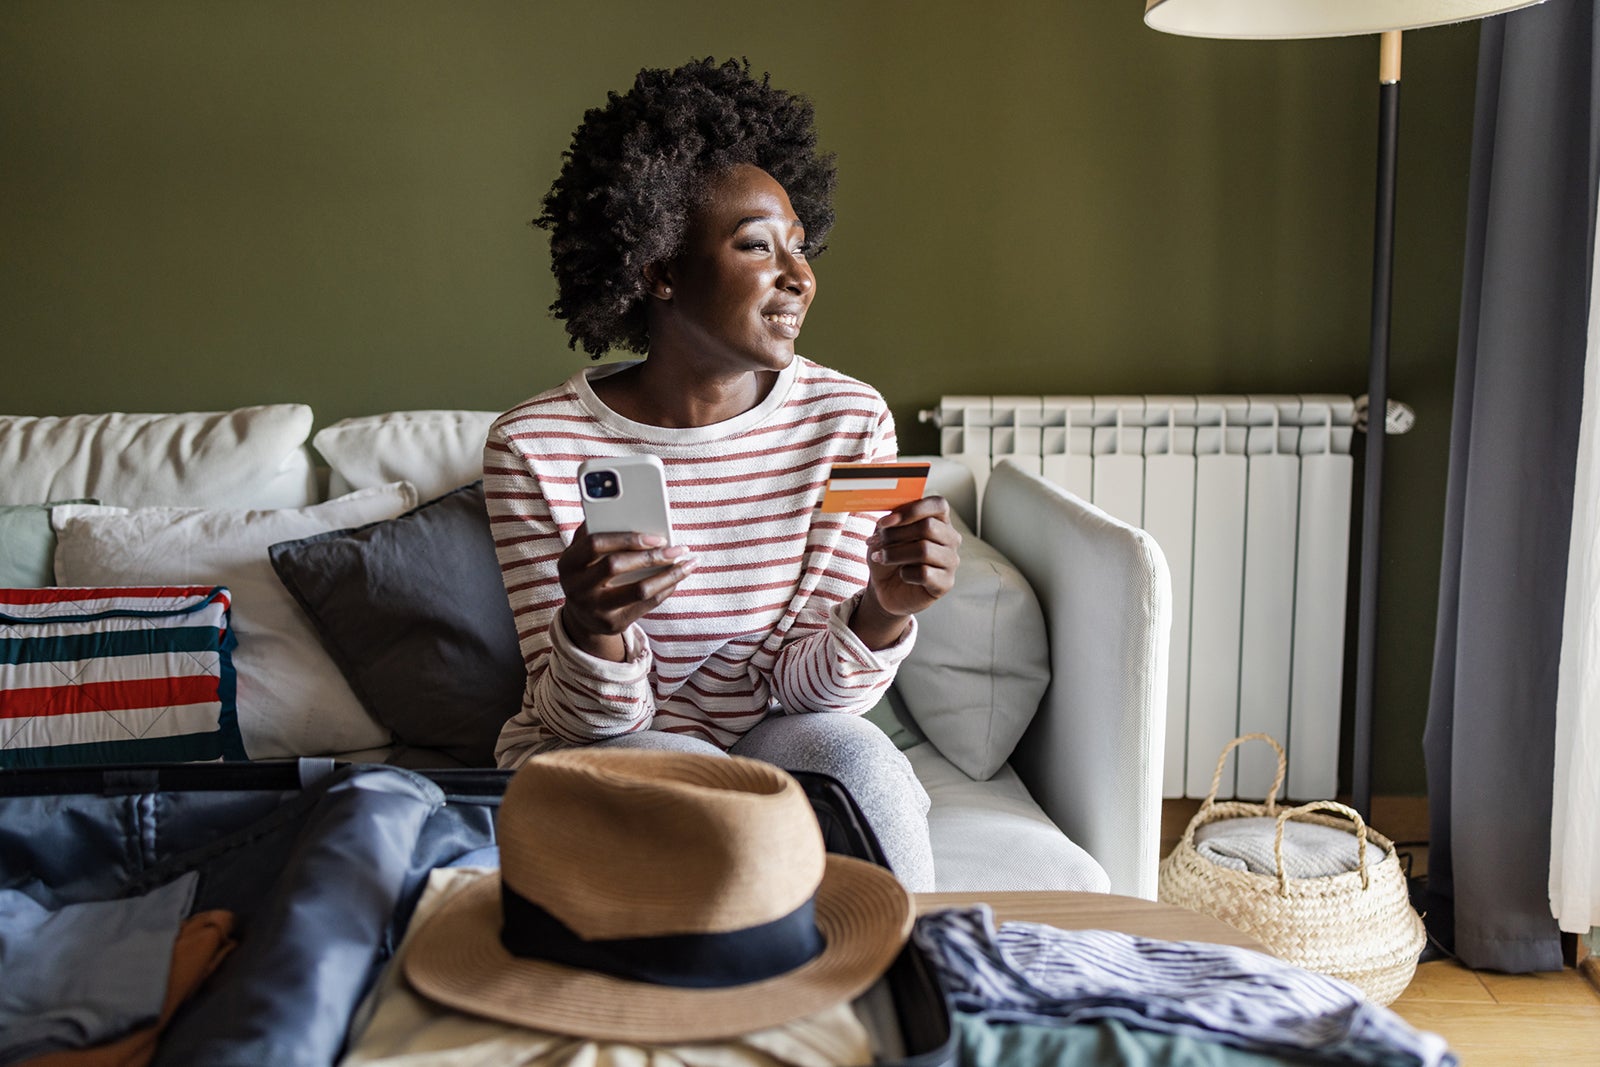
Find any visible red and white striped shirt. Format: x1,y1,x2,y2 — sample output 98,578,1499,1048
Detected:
483,356,916,767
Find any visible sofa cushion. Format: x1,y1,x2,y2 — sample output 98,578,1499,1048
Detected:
51,483,417,758
0,586,246,768
905,741,1108,893
0,406,318,509
0,501,94,587
268,482,522,767
892,510,1050,781
313,410,499,501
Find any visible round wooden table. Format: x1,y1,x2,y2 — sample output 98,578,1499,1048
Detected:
915,890,1271,954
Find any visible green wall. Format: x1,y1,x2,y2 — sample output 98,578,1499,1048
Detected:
1,2,1480,795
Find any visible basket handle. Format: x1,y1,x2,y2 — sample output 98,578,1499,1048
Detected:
1201,733,1286,814
1273,799,1370,896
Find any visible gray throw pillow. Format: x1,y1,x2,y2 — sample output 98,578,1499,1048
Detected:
268,482,522,766
862,686,926,751
0,500,94,586
891,510,1050,780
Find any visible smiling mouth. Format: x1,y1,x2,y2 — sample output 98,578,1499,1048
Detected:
762,312,801,328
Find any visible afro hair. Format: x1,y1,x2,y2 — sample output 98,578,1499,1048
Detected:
535,57,837,357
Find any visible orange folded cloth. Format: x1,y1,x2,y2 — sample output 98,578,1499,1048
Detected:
21,909,238,1067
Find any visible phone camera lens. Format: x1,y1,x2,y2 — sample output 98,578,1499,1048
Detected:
583,471,620,499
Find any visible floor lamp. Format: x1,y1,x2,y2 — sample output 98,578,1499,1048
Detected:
1142,0,1547,820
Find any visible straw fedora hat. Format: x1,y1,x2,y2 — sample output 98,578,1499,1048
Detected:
403,747,915,1042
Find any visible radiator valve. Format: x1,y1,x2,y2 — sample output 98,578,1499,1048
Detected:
1353,396,1416,435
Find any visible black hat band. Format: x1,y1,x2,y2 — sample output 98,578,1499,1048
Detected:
499,884,825,988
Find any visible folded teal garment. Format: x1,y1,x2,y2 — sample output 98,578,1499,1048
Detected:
0,870,197,1064
958,1016,1306,1067
0,499,95,587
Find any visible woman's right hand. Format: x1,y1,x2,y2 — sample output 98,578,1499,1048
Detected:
556,524,695,661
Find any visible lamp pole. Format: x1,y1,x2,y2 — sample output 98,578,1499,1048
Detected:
1352,31,1402,822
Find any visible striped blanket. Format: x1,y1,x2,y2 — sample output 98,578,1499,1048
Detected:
0,586,245,767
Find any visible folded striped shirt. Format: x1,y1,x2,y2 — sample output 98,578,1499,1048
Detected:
913,906,1455,1067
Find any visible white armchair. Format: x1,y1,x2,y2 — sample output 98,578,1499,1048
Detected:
916,457,1172,898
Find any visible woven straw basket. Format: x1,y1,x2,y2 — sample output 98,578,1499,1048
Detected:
1158,733,1426,1005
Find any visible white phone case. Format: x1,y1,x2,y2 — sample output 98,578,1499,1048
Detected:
577,454,674,541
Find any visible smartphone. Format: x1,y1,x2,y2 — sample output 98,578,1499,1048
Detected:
577,455,674,582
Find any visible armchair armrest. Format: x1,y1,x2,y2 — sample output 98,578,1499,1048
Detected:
978,460,1171,898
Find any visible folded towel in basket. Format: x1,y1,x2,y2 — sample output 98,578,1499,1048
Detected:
1194,817,1363,879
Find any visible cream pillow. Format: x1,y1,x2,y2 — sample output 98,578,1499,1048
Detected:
892,511,1050,781
0,406,317,508
52,483,418,758
314,410,499,501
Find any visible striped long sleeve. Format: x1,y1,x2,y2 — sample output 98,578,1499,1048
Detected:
483,357,917,768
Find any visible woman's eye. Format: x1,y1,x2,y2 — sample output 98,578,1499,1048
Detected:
741,240,771,253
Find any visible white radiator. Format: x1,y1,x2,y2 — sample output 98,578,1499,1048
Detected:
925,395,1357,802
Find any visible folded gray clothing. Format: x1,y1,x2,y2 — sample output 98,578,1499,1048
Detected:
0,870,197,1065
1194,816,1365,878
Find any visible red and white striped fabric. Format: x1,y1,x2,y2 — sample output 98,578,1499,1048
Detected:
0,585,245,767
483,357,917,765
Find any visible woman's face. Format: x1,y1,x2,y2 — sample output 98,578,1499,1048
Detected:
654,164,817,373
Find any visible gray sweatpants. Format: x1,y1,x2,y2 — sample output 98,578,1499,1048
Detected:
596,712,935,892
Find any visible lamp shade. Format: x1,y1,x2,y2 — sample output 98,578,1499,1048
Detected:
1143,0,1546,39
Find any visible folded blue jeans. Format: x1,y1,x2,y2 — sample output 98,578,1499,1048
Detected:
0,765,499,1067
0,871,197,1065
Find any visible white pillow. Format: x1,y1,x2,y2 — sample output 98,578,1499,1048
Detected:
314,410,499,501
52,483,419,759
892,511,1050,781
0,406,317,509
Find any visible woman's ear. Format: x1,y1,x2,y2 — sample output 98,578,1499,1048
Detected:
642,263,673,301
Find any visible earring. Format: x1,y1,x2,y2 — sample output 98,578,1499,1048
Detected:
659,286,672,299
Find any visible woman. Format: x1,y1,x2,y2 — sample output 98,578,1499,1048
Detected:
483,58,958,890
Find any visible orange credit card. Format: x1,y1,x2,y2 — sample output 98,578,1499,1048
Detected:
818,461,931,513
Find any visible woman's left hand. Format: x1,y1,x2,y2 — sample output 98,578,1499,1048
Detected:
852,496,961,647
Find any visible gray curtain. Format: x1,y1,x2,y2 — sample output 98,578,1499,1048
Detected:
1424,0,1599,973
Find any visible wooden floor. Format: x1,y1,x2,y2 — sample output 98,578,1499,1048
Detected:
1161,797,1600,1064
1389,959,1600,1064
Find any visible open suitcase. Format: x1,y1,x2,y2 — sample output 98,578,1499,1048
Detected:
0,760,954,1067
